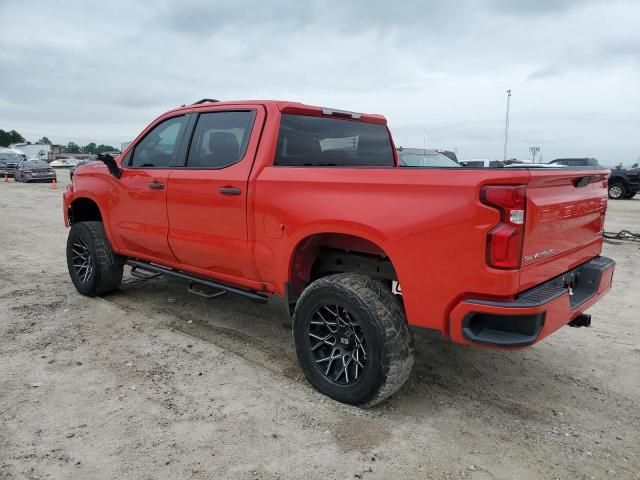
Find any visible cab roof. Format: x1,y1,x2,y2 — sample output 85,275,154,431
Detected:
166,99,388,125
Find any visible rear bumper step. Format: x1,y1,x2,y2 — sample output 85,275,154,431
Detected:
449,256,615,347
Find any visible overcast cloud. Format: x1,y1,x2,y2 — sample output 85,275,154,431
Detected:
1,0,638,164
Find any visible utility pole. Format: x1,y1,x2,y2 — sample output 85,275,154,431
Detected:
503,89,511,161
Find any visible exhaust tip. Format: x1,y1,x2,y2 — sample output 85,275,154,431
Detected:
569,314,591,328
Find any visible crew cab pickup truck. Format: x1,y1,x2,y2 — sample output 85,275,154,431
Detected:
63,99,615,406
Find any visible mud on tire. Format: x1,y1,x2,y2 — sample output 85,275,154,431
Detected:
293,273,414,407
66,221,123,297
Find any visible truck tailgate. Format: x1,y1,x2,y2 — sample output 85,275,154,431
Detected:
520,169,609,290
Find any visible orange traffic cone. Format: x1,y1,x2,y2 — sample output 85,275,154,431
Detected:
3,175,7,183
51,179,57,189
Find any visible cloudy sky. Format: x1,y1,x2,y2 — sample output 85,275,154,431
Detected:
1,0,638,164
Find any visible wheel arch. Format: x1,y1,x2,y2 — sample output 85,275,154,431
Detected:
68,196,103,225
66,194,119,252
285,229,401,313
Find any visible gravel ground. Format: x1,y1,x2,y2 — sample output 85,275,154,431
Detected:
1,175,639,480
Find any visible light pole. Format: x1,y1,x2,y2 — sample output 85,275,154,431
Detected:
503,89,511,161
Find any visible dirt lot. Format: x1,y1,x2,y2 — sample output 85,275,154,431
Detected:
1,175,639,480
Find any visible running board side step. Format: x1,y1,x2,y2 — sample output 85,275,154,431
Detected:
125,259,269,304
188,282,226,299
130,265,163,280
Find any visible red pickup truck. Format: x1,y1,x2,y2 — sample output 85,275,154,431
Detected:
63,99,615,406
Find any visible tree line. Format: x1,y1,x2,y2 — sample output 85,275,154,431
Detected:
0,129,25,147
0,129,117,154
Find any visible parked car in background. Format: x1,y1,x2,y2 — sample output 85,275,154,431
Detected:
50,158,80,169
69,159,97,180
547,158,638,199
0,152,23,177
0,147,28,162
14,160,57,183
398,148,459,167
549,158,599,167
460,159,504,168
608,166,640,199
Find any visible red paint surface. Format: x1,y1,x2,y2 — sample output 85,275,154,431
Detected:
63,100,614,346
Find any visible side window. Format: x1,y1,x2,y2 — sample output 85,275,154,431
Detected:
130,115,186,168
186,111,255,168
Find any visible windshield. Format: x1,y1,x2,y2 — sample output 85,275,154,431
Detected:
399,152,459,167
0,154,22,164
23,160,50,169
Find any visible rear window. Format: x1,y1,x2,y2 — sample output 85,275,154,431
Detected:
274,114,394,167
23,161,49,169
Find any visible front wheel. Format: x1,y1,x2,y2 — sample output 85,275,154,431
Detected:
66,221,123,296
293,273,414,407
608,182,626,199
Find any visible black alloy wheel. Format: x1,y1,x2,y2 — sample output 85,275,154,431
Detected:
70,238,94,285
308,304,368,386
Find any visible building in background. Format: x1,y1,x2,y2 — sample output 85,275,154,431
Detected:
9,143,63,161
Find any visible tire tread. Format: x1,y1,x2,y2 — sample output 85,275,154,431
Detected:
295,273,414,407
67,221,123,296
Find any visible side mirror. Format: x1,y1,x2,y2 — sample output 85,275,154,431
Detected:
97,153,121,179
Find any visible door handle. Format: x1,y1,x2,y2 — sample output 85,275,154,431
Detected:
148,182,164,190
219,187,241,196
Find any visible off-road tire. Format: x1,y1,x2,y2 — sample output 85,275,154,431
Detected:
66,221,123,297
608,182,626,200
293,273,414,407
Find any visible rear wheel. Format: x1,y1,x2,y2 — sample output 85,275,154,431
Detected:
66,221,123,296
293,273,414,407
608,182,626,199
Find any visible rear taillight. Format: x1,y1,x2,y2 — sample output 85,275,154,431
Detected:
480,185,526,269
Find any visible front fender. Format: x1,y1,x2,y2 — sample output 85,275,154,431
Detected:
63,174,120,253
